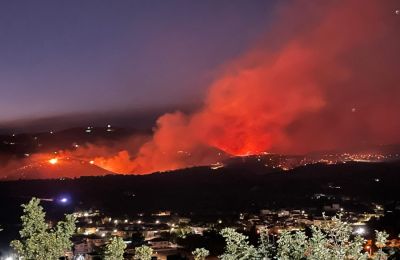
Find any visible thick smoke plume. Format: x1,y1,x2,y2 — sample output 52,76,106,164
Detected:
124,0,400,173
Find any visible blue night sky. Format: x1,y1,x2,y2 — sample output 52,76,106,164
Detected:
0,0,280,130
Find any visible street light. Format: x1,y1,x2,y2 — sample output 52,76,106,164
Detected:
355,227,366,235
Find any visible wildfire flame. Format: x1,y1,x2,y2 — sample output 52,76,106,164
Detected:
48,158,58,165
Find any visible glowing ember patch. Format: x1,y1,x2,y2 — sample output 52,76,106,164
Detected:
89,160,95,165
49,158,58,165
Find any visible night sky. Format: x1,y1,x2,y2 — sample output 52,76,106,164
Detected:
0,0,279,130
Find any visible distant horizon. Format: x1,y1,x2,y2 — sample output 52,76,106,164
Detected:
0,102,199,134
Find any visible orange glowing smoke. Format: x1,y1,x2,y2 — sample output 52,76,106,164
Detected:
92,151,134,174
125,0,400,174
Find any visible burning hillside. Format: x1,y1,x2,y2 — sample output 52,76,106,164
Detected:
1,156,112,180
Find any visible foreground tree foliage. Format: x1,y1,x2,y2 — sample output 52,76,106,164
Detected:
104,236,127,260
192,247,210,260
219,228,260,260
10,198,76,260
215,215,389,260
134,245,153,260
373,231,389,260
